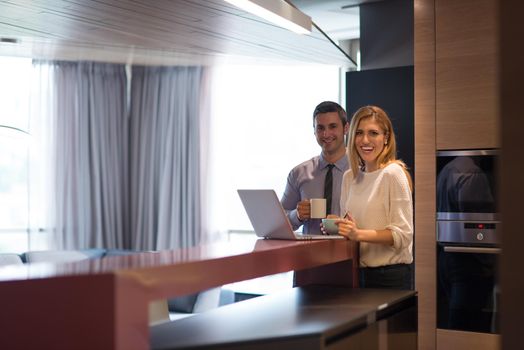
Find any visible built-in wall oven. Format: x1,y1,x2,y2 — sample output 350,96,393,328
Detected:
436,149,500,335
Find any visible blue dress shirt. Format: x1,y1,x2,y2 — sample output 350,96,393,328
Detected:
281,154,349,234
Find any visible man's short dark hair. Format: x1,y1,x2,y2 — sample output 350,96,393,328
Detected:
313,101,347,126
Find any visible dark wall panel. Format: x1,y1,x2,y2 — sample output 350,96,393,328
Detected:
345,66,414,176
360,0,414,70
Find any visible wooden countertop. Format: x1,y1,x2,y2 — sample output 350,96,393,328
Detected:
151,286,417,350
0,238,357,350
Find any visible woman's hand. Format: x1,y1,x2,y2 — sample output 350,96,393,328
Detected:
335,214,360,241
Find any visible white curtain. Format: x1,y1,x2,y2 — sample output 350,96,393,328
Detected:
29,62,208,251
31,61,128,250
129,66,209,250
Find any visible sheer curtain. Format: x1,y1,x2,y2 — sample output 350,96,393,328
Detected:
129,66,209,250
31,61,128,250
29,62,208,251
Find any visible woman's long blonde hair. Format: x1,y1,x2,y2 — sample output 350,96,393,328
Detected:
347,105,412,190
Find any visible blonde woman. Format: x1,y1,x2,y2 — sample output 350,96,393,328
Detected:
333,105,413,289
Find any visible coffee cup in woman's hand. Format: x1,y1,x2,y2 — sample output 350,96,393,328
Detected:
321,218,339,235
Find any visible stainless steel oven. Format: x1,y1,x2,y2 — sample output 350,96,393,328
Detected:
436,149,500,335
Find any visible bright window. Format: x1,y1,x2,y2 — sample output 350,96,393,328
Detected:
209,64,342,294
0,57,32,253
208,64,342,236
0,59,344,257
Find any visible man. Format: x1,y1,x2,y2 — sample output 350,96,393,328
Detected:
281,101,349,235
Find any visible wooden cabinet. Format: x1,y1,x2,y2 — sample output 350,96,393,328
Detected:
436,0,499,150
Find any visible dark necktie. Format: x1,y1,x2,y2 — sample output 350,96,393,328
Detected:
324,164,335,215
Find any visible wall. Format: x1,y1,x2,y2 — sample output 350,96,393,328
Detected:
414,1,436,349
346,66,414,173
360,0,414,70
352,0,414,169
499,2,524,350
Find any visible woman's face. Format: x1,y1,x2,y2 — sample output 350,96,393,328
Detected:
354,117,387,172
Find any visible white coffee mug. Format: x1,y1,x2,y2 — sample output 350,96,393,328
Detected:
310,198,327,219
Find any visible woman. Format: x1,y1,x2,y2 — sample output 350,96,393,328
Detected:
335,105,413,290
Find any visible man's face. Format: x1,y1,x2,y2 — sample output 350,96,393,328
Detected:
314,112,348,156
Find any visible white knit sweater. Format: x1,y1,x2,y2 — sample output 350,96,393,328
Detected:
340,162,413,267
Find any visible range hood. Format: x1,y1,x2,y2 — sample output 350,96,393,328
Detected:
0,0,355,67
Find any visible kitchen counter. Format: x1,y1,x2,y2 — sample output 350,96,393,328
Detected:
0,238,358,350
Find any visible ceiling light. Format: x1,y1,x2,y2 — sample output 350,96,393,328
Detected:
225,0,312,35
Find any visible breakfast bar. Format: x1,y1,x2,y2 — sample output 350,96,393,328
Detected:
0,238,358,350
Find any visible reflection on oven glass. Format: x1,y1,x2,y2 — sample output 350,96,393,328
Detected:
437,246,499,333
437,156,495,213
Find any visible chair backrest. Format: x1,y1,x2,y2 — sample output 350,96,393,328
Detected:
167,288,222,314
149,300,170,326
22,250,90,264
0,253,24,266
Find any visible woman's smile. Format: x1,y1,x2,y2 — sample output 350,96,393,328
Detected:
355,118,387,172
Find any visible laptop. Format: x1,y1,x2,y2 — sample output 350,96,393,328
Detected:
237,189,345,240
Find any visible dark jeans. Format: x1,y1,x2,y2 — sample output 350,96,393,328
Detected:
359,263,413,290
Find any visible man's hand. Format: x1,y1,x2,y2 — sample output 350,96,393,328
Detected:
296,200,311,221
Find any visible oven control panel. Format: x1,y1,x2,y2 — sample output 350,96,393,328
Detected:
437,221,499,245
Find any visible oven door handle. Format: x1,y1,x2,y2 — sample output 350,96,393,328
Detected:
443,246,501,254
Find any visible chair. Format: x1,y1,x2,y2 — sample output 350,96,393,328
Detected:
0,253,24,266
167,288,219,321
22,250,91,263
149,299,171,326
151,288,233,324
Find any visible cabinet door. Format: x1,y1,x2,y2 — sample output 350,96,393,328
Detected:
436,0,499,150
